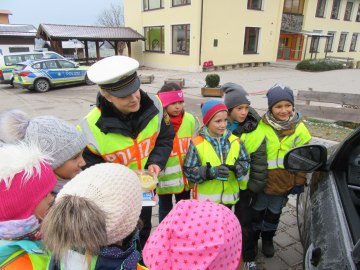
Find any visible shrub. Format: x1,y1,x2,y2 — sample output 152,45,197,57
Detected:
296,59,344,71
205,74,220,88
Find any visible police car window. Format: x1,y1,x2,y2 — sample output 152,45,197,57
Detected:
46,53,62,59
45,61,59,69
58,60,75,69
32,63,42,69
4,56,21,66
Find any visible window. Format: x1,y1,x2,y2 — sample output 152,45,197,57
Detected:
58,60,75,68
144,26,165,52
244,27,260,54
331,0,341,19
8,47,30,53
248,0,262,10
344,1,354,21
356,3,360,21
325,32,335,52
310,36,321,53
172,0,191,6
283,0,305,14
338,32,348,52
316,0,327,17
350,33,358,51
172,24,190,55
143,0,163,11
45,61,59,69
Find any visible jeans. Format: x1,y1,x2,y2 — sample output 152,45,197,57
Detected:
253,192,287,232
158,191,191,223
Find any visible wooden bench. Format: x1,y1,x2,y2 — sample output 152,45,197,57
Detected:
164,78,185,88
325,56,354,68
296,90,360,123
139,74,154,84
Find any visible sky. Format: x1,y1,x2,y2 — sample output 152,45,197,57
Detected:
1,0,123,28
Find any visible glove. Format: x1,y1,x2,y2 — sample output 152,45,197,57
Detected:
289,185,303,195
199,165,229,181
234,159,248,180
211,165,229,181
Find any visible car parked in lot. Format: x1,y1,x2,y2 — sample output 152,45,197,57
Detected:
284,127,360,269
13,58,93,92
0,51,65,86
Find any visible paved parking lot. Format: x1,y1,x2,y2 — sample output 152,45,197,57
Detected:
0,62,351,269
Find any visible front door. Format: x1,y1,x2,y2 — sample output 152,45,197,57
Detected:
277,33,304,61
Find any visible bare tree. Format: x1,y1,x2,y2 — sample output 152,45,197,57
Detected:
97,3,126,55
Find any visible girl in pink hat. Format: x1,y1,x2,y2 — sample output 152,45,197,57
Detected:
143,199,242,270
156,83,201,222
0,142,57,269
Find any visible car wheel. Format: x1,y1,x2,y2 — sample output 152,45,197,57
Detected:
296,192,305,244
34,79,50,92
85,74,94,85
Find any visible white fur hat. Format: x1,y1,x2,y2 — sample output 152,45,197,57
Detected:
56,163,142,244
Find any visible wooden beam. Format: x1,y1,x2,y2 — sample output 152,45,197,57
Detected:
297,90,360,106
127,41,131,57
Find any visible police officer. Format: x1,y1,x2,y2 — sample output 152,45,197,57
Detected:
80,56,175,248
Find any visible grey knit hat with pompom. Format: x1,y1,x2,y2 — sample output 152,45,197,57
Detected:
0,109,86,169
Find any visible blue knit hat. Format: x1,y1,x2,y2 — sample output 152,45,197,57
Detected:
267,84,294,109
201,100,228,125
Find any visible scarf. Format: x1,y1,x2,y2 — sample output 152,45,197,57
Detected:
263,110,302,137
0,215,41,241
97,229,141,270
169,111,184,132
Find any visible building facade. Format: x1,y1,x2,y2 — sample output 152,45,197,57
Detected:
279,0,360,62
124,0,360,71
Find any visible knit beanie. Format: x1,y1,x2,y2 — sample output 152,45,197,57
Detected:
201,100,228,125
158,90,184,108
222,82,250,109
0,109,87,169
56,163,142,245
267,83,294,109
143,200,242,270
0,142,57,221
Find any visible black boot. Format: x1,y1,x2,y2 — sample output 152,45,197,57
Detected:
261,230,276,257
254,230,261,257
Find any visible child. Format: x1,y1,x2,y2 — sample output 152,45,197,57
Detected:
0,142,57,269
0,109,87,193
156,83,201,222
41,163,147,270
222,82,267,270
253,84,311,258
143,199,242,270
183,99,250,206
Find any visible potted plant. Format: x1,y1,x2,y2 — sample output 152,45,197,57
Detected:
201,73,223,97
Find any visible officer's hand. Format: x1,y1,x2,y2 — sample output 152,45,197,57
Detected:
148,164,161,177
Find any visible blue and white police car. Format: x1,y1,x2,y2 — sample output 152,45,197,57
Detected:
13,58,93,92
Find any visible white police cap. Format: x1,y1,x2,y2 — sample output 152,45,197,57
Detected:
87,56,140,98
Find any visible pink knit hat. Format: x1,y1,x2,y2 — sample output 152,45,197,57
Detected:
158,90,184,108
0,143,57,221
143,200,242,270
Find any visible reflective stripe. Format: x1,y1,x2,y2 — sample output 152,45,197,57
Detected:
158,177,183,188
267,159,284,168
160,164,182,175
197,192,239,203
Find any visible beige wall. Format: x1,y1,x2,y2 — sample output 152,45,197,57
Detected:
302,0,360,61
201,0,283,66
124,0,283,71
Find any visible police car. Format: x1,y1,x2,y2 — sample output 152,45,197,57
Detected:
13,58,93,92
0,51,65,86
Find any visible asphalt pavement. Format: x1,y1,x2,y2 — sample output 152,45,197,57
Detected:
0,61,353,269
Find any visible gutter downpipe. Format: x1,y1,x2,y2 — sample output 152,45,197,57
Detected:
199,0,204,68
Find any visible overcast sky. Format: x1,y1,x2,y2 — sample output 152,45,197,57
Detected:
1,0,123,27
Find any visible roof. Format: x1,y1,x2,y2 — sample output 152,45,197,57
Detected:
37,24,145,42
0,10,12,15
0,24,37,37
